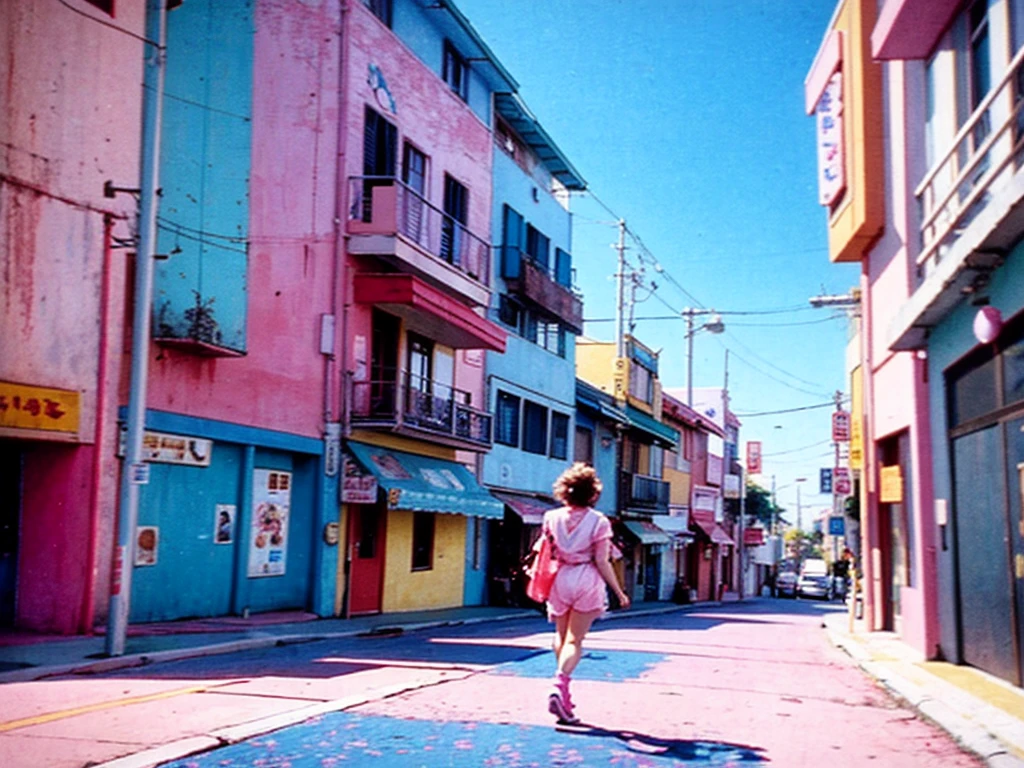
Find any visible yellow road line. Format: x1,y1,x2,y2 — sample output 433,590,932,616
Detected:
0,685,210,733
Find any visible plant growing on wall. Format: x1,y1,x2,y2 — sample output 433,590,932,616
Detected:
185,290,221,345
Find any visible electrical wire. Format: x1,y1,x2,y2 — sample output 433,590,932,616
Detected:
56,0,162,47
762,439,832,457
735,400,848,417
723,347,831,398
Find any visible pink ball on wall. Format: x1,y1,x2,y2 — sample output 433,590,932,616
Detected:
973,306,1003,344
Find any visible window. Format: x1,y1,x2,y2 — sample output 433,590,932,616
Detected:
526,225,550,271
495,391,520,446
575,426,594,464
501,205,525,279
362,107,397,222
441,174,468,264
523,401,548,455
443,41,469,101
411,512,435,570
363,0,392,27
550,413,570,460
554,248,572,288
407,333,433,390
629,363,654,404
650,446,664,478
538,322,565,357
497,295,521,329
402,142,427,196
85,0,114,13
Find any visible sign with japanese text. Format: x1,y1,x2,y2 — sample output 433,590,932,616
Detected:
850,416,864,470
0,381,79,434
118,426,212,467
834,466,851,496
816,72,845,206
832,410,851,442
746,441,762,474
248,469,291,578
341,451,378,504
723,473,741,499
880,465,903,503
820,468,833,494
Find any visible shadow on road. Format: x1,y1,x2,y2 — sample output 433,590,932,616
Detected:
559,721,767,763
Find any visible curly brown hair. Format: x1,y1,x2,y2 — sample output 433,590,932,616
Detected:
553,462,603,508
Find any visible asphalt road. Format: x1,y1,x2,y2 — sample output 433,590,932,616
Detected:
0,599,982,767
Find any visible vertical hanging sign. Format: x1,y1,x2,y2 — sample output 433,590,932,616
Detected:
816,71,845,206
746,441,762,474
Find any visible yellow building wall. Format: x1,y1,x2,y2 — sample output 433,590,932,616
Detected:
381,510,466,612
665,465,692,506
826,0,885,263
576,339,619,398
335,503,349,616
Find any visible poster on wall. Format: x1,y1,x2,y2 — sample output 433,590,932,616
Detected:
248,469,291,578
215,504,236,545
135,526,158,566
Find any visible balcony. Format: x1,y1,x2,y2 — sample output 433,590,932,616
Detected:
890,45,1024,349
502,248,584,333
619,471,670,514
350,371,492,451
347,177,492,307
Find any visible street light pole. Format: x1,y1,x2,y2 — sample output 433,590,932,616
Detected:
683,308,724,407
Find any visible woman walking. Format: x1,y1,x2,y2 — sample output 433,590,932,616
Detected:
540,463,630,724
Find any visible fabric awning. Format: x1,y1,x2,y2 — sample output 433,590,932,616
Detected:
622,520,671,546
691,511,735,547
655,515,693,539
491,490,553,526
346,441,504,519
624,405,679,449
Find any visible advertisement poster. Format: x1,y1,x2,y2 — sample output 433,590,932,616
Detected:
135,526,158,566
215,504,236,545
341,451,378,504
248,469,291,577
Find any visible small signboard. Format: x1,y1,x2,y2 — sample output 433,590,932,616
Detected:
880,465,903,503
746,441,762,474
820,468,833,494
828,515,845,536
816,71,846,207
834,466,851,496
0,380,80,434
119,426,213,467
832,410,851,442
341,450,378,504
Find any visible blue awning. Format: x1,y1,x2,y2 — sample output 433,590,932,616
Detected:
345,442,504,519
624,405,679,449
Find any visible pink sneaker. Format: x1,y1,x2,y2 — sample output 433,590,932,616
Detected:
548,690,578,724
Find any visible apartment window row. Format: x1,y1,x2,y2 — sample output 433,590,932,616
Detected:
502,205,573,289
495,390,570,459
497,295,567,358
363,0,393,27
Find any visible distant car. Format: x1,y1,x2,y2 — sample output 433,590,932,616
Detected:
797,572,834,600
776,570,798,598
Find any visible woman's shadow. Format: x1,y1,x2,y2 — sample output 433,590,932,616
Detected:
556,721,767,763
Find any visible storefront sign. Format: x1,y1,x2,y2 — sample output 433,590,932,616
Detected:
880,465,903,503
342,451,378,504
816,71,845,206
612,357,627,402
723,473,741,499
834,466,851,496
831,410,851,442
119,426,213,467
746,441,762,474
849,417,863,470
248,469,291,577
820,468,833,494
0,381,80,434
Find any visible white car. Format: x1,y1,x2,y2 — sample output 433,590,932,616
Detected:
797,559,834,600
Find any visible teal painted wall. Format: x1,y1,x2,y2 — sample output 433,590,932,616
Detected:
154,0,253,352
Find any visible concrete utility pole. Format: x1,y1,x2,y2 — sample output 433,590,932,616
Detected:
107,0,168,656
832,389,844,567
615,219,627,359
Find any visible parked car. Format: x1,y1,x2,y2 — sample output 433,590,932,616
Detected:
797,559,833,600
776,570,798,598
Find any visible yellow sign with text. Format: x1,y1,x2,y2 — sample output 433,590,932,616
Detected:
880,465,903,504
0,381,80,434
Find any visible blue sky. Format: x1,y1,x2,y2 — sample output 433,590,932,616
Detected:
458,0,858,525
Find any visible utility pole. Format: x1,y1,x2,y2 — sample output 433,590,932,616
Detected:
832,389,844,568
615,219,627,359
686,310,695,406
106,0,167,656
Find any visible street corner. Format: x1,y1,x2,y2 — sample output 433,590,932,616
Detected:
158,711,768,767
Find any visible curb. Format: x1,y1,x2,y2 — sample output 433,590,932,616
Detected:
824,623,1024,768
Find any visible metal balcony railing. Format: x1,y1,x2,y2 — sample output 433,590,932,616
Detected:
916,44,1024,276
350,371,492,448
347,176,490,287
620,470,671,512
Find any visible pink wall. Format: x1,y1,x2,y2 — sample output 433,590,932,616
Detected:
342,5,494,415
143,0,342,439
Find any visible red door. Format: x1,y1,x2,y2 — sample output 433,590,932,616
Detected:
348,505,385,615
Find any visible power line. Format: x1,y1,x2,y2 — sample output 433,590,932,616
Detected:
56,0,161,47
762,439,832,457
723,347,831,398
735,399,847,417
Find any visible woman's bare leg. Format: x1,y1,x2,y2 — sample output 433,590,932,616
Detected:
553,612,570,661
556,609,601,677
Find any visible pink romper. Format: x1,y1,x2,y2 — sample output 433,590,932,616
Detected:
542,506,613,618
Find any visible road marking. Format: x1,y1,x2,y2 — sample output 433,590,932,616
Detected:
0,685,210,733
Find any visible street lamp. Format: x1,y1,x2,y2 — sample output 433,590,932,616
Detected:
795,477,807,532
683,308,725,406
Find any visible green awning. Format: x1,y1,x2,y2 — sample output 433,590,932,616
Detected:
624,405,679,449
346,442,504,519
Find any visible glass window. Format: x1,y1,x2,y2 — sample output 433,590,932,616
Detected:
363,0,393,26
412,512,435,570
402,143,427,195
950,354,998,426
650,446,664,478
497,295,521,329
629,363,653,404
443,41,469,101
526,225,550,270
575,426,594,464
550,413,570,460
523,401,548,455
495,391,520,447
1005,338,1024,406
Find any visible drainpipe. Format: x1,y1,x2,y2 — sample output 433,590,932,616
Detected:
333,0,353,619
81,217,115,634
105,0,167,656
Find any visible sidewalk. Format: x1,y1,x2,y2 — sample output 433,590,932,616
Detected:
824,612,1024,768
0,601,689,684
